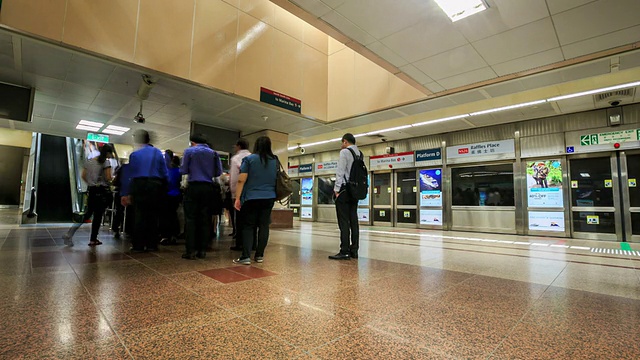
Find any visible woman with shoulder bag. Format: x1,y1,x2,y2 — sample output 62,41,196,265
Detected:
63,144,114,246
233,136,277,265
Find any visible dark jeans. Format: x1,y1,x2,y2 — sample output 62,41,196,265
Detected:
184,182,214,255
111,192,124,233
335,193,359,254
161,194,181,238
67,186,110,240
131,178,164,251
240,199,275,259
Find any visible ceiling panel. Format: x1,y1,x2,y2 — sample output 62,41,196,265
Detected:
21,41,71,80
291,0,332,17
23,73,65,96
379,12,467,63
291,125,335,138
320,11,376,45
482,81,527,98
408,120,472,137
449,90,488,105
397,97,457,115
414,44,488,80
546,0,597,15
32,101,56,119
438,67,497,89
552,0,640,45
473,18,559,65
366,41,409,68
65,54,115,88
491,48,564,76
52,105,111,123
561,25,640,59
334,0,430,39
0,34,14,68
620,50,640,70
102,67,144,96
423,82,446,93
454,0,549,42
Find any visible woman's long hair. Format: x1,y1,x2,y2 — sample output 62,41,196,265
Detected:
97,144,113,164
253,136,275,167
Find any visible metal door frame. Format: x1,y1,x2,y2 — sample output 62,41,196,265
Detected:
394,169,418,228
372,171,393,226
567,152,621,241
620,150,640,242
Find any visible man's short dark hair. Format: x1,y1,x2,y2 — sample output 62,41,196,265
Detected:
342,133,356,145
133,129,150,144
190,133,208,144
236,138,249,150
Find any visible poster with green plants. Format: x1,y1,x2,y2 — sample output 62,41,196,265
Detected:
526,160,563,208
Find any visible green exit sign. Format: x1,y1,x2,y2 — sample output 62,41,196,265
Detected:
87,133,110,143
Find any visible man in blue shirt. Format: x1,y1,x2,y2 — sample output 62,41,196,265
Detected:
180,133,223,259
121,130,168,252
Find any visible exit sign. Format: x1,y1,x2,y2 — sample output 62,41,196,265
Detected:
87,133,110,143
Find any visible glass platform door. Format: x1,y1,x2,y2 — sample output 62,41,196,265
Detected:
372,172,393,226
394,170,417,227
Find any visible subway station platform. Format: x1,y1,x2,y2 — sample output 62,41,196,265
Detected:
1,222,639,359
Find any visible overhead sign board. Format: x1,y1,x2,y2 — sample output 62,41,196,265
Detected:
87,133,110,143
260,87,301,113
415,148,442,166
288,165,299,177
315,161,339,175
369,152,415,170
579,129,639,146
446,139,515,162
299,163,313,174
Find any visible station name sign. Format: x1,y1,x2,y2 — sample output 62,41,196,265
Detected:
369,152,415,170
260,87,301,113
447,139,515,160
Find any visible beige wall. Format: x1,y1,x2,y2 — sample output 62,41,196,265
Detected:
1,0,424,123
0,128,32,148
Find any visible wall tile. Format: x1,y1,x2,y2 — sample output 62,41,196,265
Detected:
191,0,238,93
134,0,195,79
302,46,328,120
271,30,304,101
304,23,328,55
327,48,354,121
235,13,274,100
272,5,305,42
64,0,138,62
0,0,66,41
354,53,389,112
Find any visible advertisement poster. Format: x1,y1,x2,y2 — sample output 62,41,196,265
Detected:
526,160,563,208
528,212,565,232
301,177,313,206
420,209,443,226
358,175,371,207
419,169,442,207
301,207,313,219
357,208,370,222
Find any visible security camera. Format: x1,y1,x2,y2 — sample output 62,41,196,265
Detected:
299,147,306,154
134,112,145,124
609,100,621,106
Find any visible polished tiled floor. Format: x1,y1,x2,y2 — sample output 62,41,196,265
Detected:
1,222,640,359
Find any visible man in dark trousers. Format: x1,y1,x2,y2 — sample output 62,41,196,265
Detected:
329,133,360,260
229,138,252,251
121,130,168,252
181,134,223,260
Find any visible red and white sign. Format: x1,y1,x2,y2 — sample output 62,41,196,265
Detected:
315,161,339,175
369,152,415,170
288,165,299,177
458,148,469,155
446,139,515,163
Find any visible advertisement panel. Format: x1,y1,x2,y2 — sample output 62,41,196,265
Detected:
358,175,371,207
528,211,565,232
357,208,370,222
420,209,443,226
526,160,563,208
301,207,313,219
301,177,313,206
419,169,442,207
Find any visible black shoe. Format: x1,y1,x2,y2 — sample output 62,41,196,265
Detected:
350,252,358,259
229,246,243,251
160,238,177,246
328,253,350,260
182,253,196,260
129,247,145,253
196,251,206,259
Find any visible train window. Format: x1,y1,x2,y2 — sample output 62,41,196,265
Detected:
451,164,515,206
317,176,336,205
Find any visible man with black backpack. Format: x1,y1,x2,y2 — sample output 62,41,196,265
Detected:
329,133,368,260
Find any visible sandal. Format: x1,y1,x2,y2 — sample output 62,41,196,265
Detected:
88,240,103,246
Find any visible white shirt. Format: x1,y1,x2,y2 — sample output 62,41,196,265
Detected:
230,149,251,197
334,144,359,193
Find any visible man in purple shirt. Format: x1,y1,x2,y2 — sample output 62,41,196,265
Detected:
180,134,223,259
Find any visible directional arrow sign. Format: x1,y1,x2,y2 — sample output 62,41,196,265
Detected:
580,135,591,146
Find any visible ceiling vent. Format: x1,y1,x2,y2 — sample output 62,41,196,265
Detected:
593,88,635,106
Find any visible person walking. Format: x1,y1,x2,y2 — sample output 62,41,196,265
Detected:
229,138,251,251
233,136,277,265
120,130,168,252
63,144,114,246
181,134,223,260
160,155,182,245
329,133,360,260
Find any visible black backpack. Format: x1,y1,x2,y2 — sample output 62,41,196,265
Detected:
345,148,369,200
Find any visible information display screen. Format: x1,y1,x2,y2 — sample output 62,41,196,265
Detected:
419,169,442,207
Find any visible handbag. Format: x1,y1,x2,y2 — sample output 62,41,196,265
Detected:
275,156,293,202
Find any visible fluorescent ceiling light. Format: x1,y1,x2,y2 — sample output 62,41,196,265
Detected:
434,0,488,22
105,125,130,132
547,81,640,102
366,125,412,135
102,129,126,136
76,125,102,131
78,119,104,128
470,100,547,116
412,114,469,127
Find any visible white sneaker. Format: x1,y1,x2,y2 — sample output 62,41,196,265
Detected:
254,256,264,263
233,257,251,265
63,234,74,247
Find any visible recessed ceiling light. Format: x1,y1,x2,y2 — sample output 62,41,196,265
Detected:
105,125,130,132
76,124,102,131
78,119,104,128
102,129,126,135
434,0,488,22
